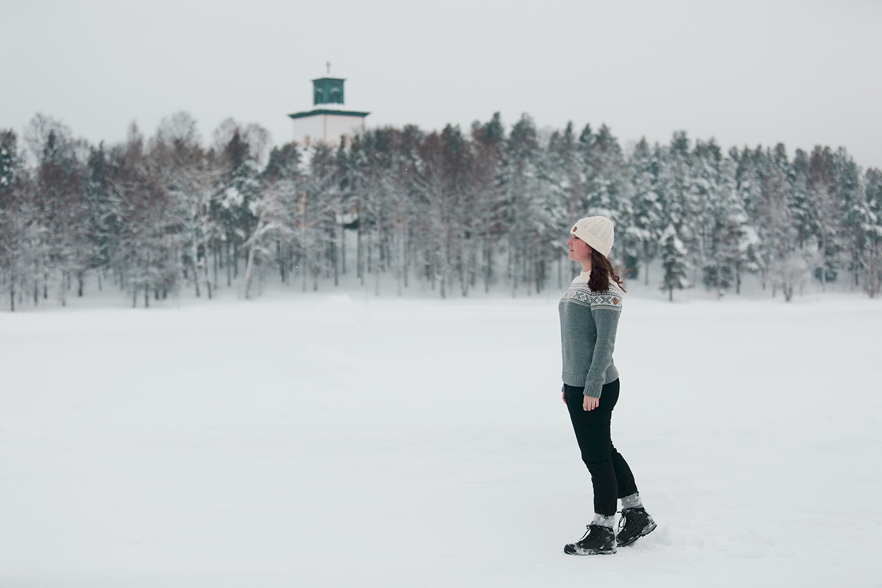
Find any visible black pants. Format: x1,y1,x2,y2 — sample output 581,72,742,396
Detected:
564,379,638,517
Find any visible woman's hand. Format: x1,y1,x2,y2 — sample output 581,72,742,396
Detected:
583,395,599,412
562,390,567,404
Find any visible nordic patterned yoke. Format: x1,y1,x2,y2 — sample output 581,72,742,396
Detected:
558,272,623,398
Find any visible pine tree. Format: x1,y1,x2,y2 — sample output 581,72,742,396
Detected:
0,130,17,201
692,138,737,296
762,146,805,300
659,223,690,301
500,114,543,296
439,124,480,296
858,167,882,297
84,143,118,294
789,149,813,249
832,147,865,289
585,125,626,219
626,138,663,284
545,123,582,287
215,121,263,290
656,132,701,280
471,113,506,292
806,146,844,290
0,129,28,310
585,125,631,274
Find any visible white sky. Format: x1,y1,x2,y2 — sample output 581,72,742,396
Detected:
2,0,881,168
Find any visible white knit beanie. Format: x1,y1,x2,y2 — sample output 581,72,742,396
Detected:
570,216,614,258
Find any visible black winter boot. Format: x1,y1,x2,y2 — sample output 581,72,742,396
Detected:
616,507,656,547
564,524,617,555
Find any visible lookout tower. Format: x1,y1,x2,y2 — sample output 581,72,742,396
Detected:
288,64,369,148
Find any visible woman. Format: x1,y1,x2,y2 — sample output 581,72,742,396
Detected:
559,216,656,556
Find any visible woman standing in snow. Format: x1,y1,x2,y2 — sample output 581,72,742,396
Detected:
559,216,656,556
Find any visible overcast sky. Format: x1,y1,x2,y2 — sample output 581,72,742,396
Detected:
3,0,881,168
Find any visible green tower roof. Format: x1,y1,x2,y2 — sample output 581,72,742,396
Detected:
312,77,345,106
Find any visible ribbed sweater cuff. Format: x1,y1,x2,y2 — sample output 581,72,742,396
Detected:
583,383,603,398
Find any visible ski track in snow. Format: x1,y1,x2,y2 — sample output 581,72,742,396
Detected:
1,293,880,587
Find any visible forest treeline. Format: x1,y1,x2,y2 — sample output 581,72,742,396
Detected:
1,111,881,310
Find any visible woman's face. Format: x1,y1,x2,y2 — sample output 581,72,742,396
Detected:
567,234,593,265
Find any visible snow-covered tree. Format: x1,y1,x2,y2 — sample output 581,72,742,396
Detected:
692,138,741,296
84,143,119,294
5,108,882,306
0,129,34,311
498,114,545,296
584,125,632,275
470,113,507,292
109,123,179,307
23,115,94,306
242,174,297,299
214,122,264,289
152,112,219,298
832,147,866,289
770,250,809,302
806,146,844,290
858,167,882,297
626,138,664,284
659,223,690,301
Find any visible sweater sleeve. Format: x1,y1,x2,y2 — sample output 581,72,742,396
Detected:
582,301,621,398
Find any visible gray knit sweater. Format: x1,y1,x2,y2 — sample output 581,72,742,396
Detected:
559,271,623,398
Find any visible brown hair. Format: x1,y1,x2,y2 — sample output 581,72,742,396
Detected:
587,249,627,293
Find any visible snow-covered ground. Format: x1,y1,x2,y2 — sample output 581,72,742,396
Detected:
1,291,880,587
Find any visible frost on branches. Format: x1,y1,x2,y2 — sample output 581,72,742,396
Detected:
2,113,882,309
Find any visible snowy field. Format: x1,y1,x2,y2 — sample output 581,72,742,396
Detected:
1,290,881,587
